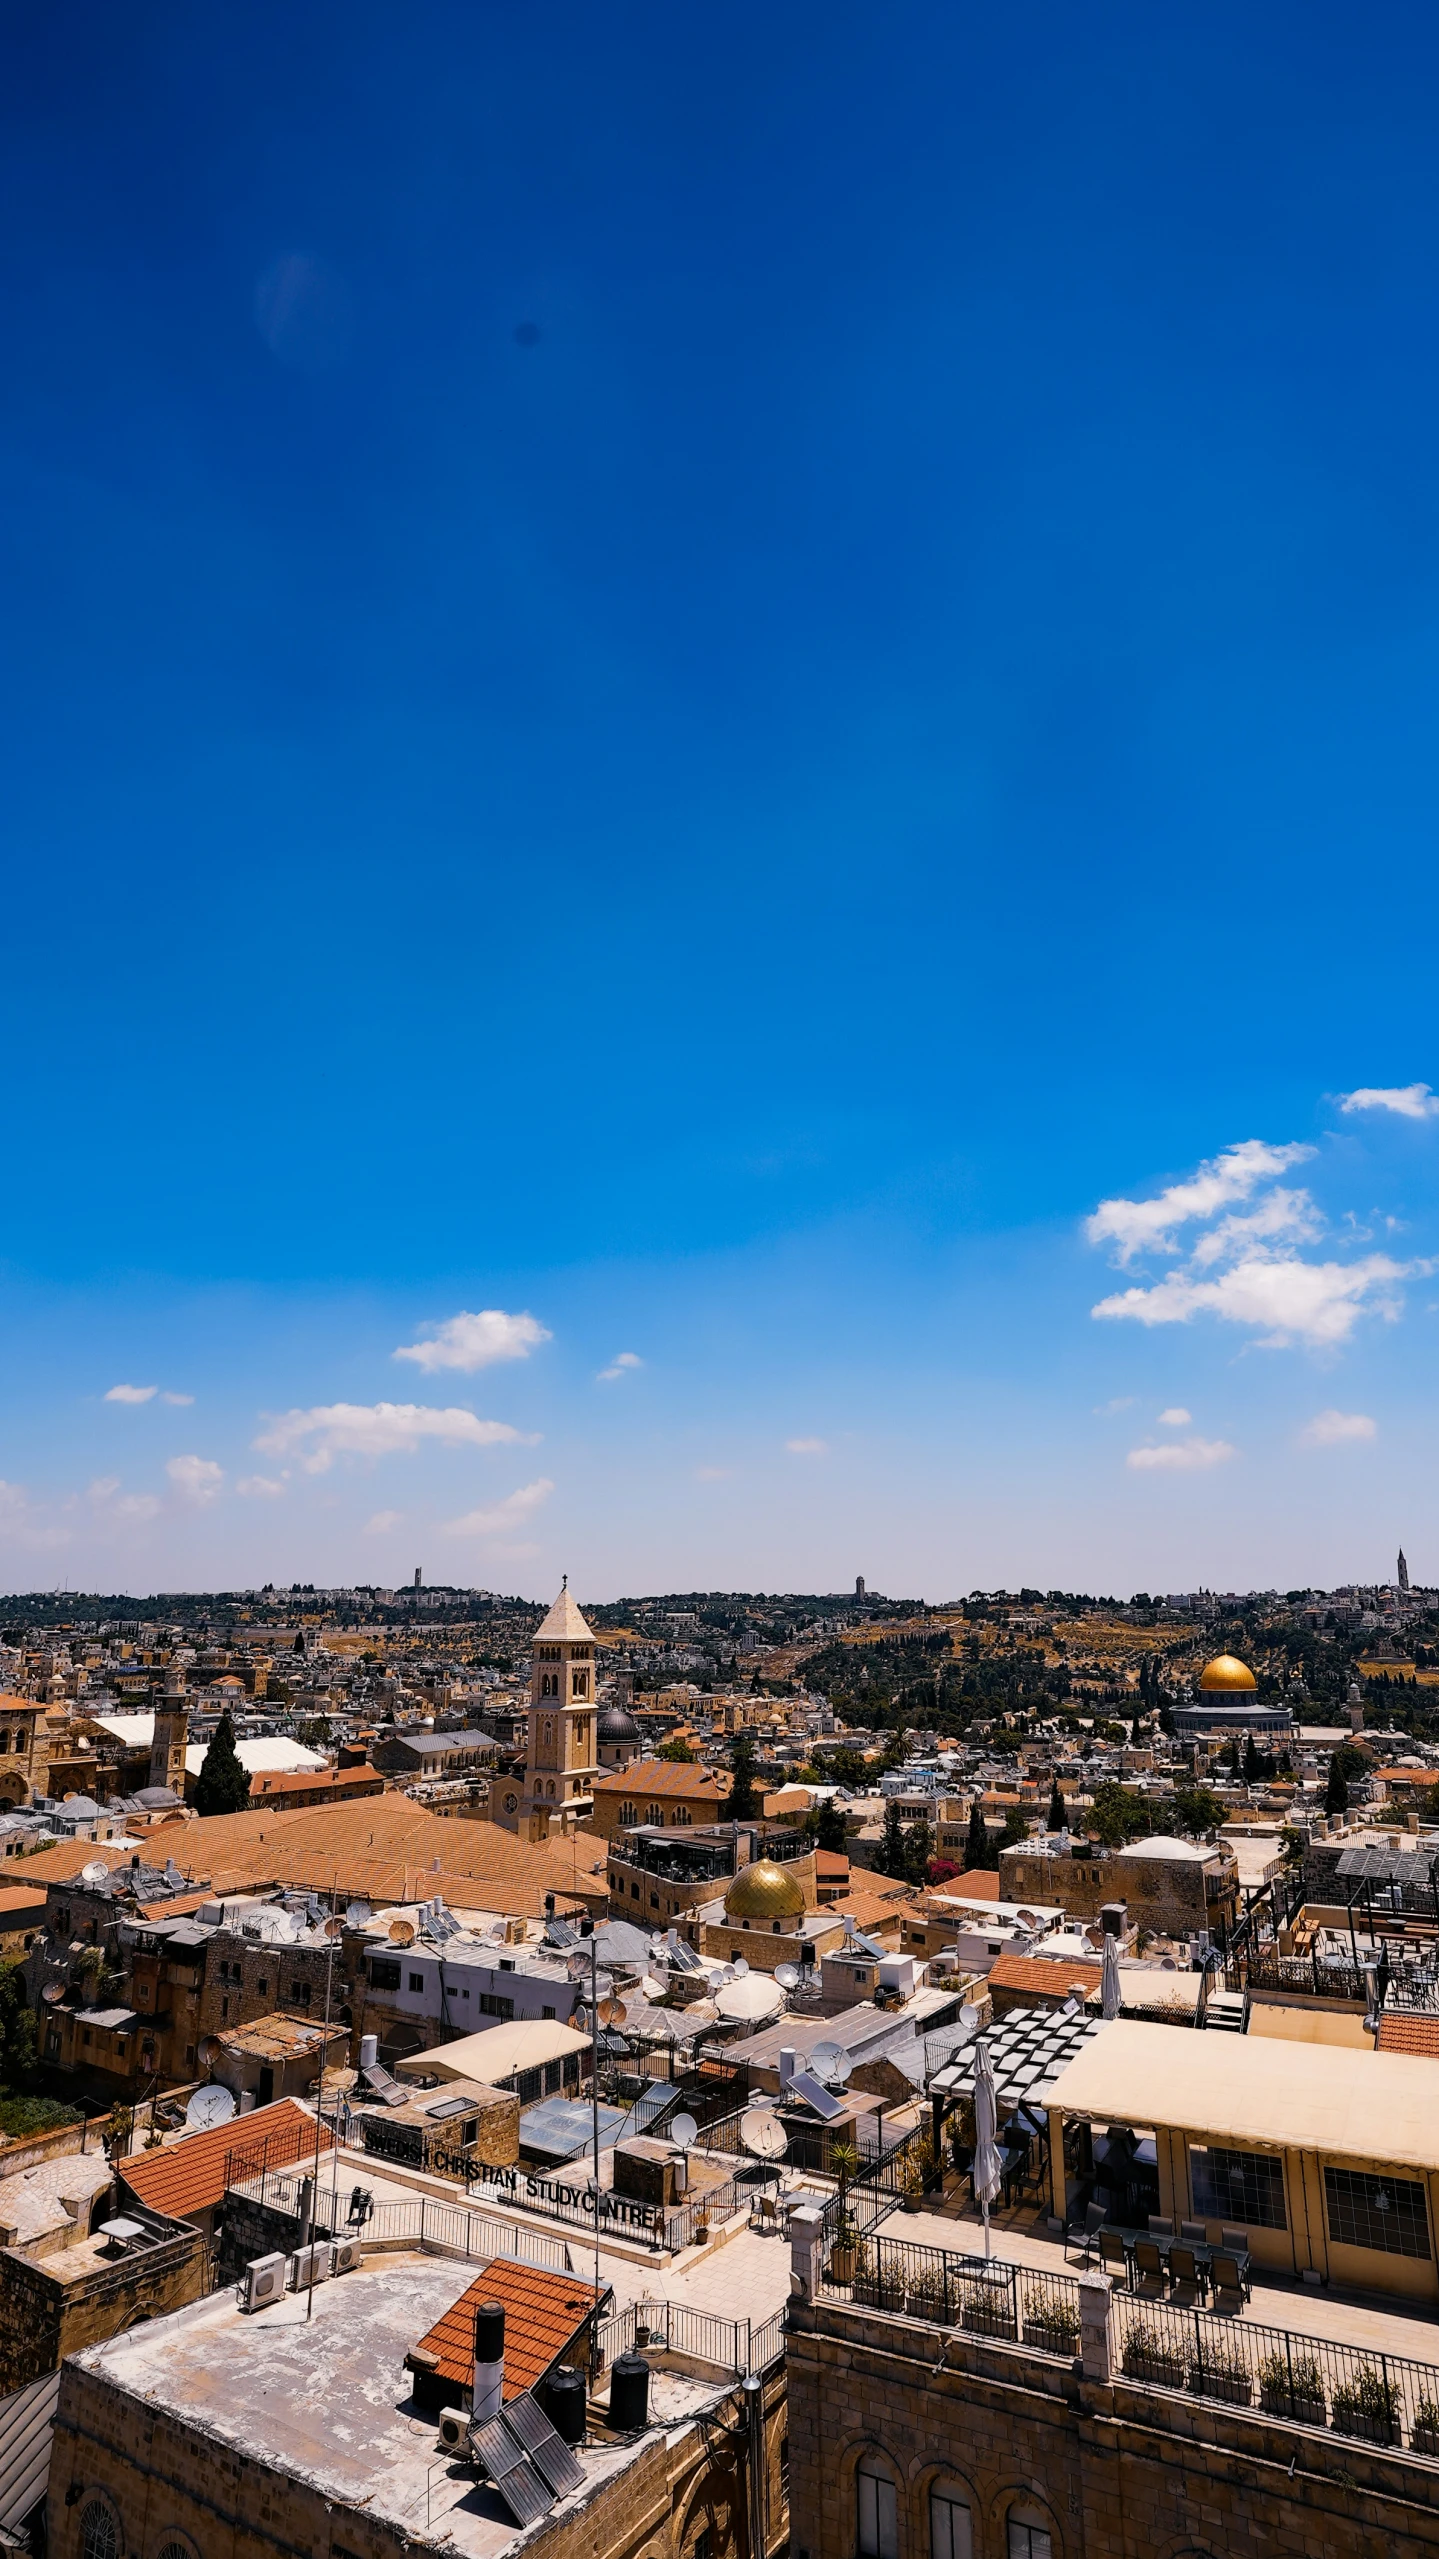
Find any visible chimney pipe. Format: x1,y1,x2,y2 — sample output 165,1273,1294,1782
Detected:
778,2046,796,2092
472,2299,505,2424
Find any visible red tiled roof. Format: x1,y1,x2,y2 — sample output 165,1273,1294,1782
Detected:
592,1757,728,1798
409,2260,605,2399
1377,2013,1439,2058
987,1952,1100,1998
118,2097,332,2220
248,1768,383,1800
0,1883,47,1913
942,1870,1001,1900
814,1851,849,1876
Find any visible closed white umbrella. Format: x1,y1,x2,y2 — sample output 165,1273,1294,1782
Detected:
1101,1931,1122,2022
971,2036,1002,2261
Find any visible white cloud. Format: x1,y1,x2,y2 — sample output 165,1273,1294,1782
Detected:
364,1509,404,1534
1157,1408,1192,1427
1188,1187,1323,1268
254,1402,534,1473
1092,1396,1136,1416
394,1309,551,1373
236,1475,287,1498
785,1438,829,1456
695,1465,734,1481
1339,1083,1439,1120
112,1493,162,1523
445,1478,555,1536
105,1383,157,1404
0,1482,68,1551
161,1391,195,1407
167,1454,224,1503
598,1352,644,1383
1300,1409,1378,1446
1086,1140,1313,1267
1094,1252,1419,1348
87,1477,121,1503
1126,1437,1236,1472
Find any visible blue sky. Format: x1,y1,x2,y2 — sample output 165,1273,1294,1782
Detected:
4,2,1439,1598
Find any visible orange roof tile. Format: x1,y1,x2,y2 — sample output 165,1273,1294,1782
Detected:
0,1883,47,1912
947,1870,1001,1900
1377,2013,1439,2058
140,1794,606,1916
248,1768,383,1800
814,1851,849,1876
409,2259,605,2399
987,1951,1100,1998
119,2096,332,2220
592,1758,729,1799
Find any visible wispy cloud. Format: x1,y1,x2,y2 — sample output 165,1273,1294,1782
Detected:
1094,1253,1418,1348
0,1481,68,1552
445,1478,555,1536
105,1383,157,1404
785,1437,829,1456
1092,1396,1136,1416
166,1454,224,1503
254,1402,534,1472
1157,1407,1192,1426
695,1465,734,1481
1126,1437,1236,1472
598,1351,644,1383
394,1309,551,1372
1339,1084,1439,1121
236,1474,287,1498
1300,1409,1377,1446
1086,1140,1312,1268
364,1509,404,1534
161,1391,194,1407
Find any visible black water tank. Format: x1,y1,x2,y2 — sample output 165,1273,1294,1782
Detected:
473,2301,506,2365
609,2353,650,2432
541,2365,587,2445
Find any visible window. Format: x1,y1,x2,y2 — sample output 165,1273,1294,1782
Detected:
1006,2524,1051,2559
1189,2145,1286,2229
81,2503,119,2559
930,2491,972,2559
158,2540,198,2559
542,2004,556,2020
409,1972,425,1993
856,2458,897,2559
370,1958,401,1990
479,1993,514,2020
1325,2167,1431,2258
516,2067,542,2102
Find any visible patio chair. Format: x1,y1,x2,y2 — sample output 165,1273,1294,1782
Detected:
1099,2229,1130,2285
1220,2226,1248,2253
1067,2202,1105,2265
1147,2216,1173,2239
1209,2249,1251,2309
1166,2241,1202,2302
1180,2219,1207,2242
1130,2238,1165,2297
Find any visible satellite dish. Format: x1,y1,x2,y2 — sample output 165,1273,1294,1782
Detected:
389,1920,416,1947
732,1958,749,1977
42,1981,65,2005
80,1861,110,1885
1159,1957,1177,1973
670,2111,698,2151
574,2004,588,2032
826,2049,853,2087
740,2108,788,2162
324,1916,344,1938
185,2085,236,2132
597,1997,628,2027
1017,1910,1039,1930
774,1962,801,1990
345,1900,371,1928
811,2040,843,2082
959,2002,980,2031
197,2034,222,2068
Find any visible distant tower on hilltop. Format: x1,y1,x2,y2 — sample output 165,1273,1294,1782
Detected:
1399,1548,1411,1594
149,1662,188,1795
855,1576,866,1599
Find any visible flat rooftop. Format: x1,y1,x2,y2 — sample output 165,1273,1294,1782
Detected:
71,2253,729,2558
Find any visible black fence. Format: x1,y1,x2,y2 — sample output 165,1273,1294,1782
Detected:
1111,2293,1439,2453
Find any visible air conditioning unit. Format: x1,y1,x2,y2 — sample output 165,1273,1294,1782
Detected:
332,2235,363,2274
240,2252,287,2312
288,2242,334,2289
437,2408,470,2454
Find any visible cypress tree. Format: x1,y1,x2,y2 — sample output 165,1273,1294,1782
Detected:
965,1797,988,1868
1047,1781,1066,1832
193,1710,252,1817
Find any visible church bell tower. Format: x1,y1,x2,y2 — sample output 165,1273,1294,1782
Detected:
522,1580,600,1839
150,1663,189,1796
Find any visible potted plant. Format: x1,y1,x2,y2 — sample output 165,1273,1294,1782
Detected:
959,2279,1017,2341
1021,2288,1081,2356
1120,2322,1186,2389
827,2142,862,2281
1410,2395,1439,2459
1188,2345,1253,2407
899,2149,926,2214
1258,2350,1326,2428
1330,2364,1398,2446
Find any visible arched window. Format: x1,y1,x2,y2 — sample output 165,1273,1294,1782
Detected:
573,1671,588,1698
856,2456,897,2559
80,2503,119,2559
1006,2514,1053,2559
543,1719,554,1746
930,2485,973,2559
620,1801,636,1825
157,2539,199,2559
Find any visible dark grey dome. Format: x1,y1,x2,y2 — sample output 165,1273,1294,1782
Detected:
597,1701,641,1741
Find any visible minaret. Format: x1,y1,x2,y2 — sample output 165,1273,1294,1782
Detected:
150,1662,189,1795
1399,1548,1411,1594
521,1579,600,1839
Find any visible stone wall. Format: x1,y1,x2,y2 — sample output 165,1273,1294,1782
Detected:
788,2290,1439,2559
0,2220,207,2395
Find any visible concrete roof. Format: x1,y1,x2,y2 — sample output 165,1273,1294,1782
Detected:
184,1739,327,1776
1043,2017,1439,2173
1120,1835,1221,1863
400,2021,591,2085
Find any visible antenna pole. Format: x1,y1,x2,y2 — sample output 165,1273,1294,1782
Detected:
590,1927,601,2299
306,1917,338,2323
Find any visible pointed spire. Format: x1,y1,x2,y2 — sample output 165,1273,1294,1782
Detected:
535,1583,595,1643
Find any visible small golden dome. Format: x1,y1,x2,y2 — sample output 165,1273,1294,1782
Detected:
1199,1653,1257,1693
723,1857,805,1921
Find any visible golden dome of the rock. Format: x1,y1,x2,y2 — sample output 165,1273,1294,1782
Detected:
723,1857,806,1920
1199,1653,1258,1693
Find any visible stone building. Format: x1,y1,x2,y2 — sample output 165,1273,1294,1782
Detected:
490,1584,603,1840
998,1834,1238,1940
0,2200,205,2398
0,1693,48,1809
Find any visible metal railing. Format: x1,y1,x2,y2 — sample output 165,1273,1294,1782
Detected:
820,2124,929,2240
824,2234,1083,2353
1111,2293,1439,2453
1240,1952,1370,2001
593,2298,788,2379
226,2174,570,2269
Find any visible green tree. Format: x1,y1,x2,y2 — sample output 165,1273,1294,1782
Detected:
657,1736,696,1763
813,1797,848,1854
193,1710,252,1816
1088,1780,1153,1847
1046,1781,1066,1832
1324,1757,1349,1819
878,1800,909,1879
1169,1785,1227,1838
726,1733,759,1822
902,1817,935,1888
0,1962,37,2095
964,1799,989,1868
1000,1805,1029,1847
